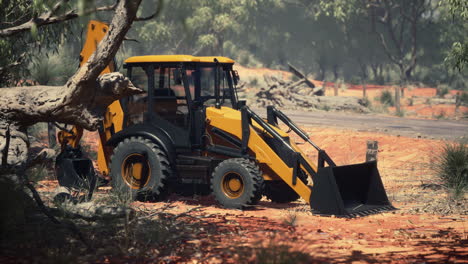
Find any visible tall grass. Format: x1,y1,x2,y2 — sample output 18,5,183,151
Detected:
435,140,468,198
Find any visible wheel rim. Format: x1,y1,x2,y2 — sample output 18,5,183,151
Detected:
121,153,151,189
221,172,244,199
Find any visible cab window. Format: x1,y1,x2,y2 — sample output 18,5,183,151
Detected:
153,67,190,129
126,66,148,125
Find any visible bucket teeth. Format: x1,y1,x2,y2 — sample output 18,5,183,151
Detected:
312,205,396,218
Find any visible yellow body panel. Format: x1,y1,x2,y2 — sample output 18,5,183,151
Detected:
57,126,83,149
79,20,114,73
124,55,235,64
97,100,124,175
206,107,313,202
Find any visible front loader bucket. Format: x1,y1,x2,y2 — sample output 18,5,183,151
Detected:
309,161,395,217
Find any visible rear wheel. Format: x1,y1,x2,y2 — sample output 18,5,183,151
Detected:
264,170,309,203
211,158,264,209
110,136,171,201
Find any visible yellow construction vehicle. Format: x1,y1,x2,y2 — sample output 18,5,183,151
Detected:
56,20,394,216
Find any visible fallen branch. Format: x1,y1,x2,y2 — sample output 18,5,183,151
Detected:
288,63,315,89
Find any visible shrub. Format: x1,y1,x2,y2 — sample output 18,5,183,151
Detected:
395,108,406,117
457,92,468,106
249,77,258,87
359,97,371,108
379,90,394,106
435,140,468,198
407,97,414,106
237,50,250,66
282,212,297,227
320,104,331,111
435,110,447,120
436,84,450,98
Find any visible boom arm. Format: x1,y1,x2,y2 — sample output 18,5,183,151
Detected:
57,20,117,175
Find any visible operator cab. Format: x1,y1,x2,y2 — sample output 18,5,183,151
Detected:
121,55,240,151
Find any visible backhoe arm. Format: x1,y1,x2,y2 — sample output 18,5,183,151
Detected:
57,20,117,174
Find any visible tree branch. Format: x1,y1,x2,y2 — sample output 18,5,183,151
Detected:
135,0,164,21
382,0,403,59
68,0,143,91
0,52,26,76
379,32,400,66
0,2,118,38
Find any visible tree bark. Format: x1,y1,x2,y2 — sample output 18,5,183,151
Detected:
395,85,401,113
0,0,144,169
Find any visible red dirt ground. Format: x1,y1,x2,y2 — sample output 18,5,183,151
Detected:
38,125,467,263
136,127,466,263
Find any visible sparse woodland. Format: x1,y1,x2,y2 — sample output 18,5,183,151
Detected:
0,0,466,263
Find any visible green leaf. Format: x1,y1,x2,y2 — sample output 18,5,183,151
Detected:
31,23,38,39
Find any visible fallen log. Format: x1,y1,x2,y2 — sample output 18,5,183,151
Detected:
287,63,315,89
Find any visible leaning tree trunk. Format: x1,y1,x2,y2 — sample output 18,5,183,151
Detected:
0,0,143,171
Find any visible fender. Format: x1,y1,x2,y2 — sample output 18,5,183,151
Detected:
106,123,176,164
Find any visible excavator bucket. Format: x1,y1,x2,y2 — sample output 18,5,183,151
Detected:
55,147,97,201
309,161,395,217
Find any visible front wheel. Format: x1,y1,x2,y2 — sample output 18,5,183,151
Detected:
211,158,264,209
110,136,172,201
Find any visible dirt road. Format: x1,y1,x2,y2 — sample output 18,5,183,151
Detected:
268,110,468,140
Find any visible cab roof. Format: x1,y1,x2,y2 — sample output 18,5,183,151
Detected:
124,55,235,64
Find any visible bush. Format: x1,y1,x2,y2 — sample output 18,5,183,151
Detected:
457,92,468,106
379,90,394,106
359,97,372,108
435,140,468,198
249,77,258,87
436,84,450,98
395,108,406,117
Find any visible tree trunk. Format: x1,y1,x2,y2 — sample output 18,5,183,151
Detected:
395,85,401,113
0,0,143,169
47,123,56,148
362,79,367,98
399,66,406,98
318,64,326,81
333,64,339,81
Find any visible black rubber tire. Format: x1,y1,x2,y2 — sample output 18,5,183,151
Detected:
264,170,309,203
211,158,264,209
110,136,172,201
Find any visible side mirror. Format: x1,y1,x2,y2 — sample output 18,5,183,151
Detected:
232,70,240,85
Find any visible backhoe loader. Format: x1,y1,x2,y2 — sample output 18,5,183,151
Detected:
56,20,394,217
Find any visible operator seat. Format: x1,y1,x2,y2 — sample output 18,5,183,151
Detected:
154,88,177,116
